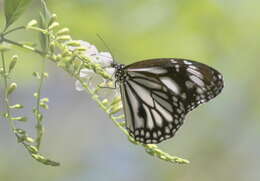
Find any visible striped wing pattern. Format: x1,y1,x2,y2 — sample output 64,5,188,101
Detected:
118,58,224,144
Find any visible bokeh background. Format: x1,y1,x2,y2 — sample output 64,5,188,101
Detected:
0,0,260,180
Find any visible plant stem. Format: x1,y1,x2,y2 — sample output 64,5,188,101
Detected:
0,51,15,130
2,26,26,36
35,58,46,149
2,38,46,56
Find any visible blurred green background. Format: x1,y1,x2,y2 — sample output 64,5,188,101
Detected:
0,0,260,180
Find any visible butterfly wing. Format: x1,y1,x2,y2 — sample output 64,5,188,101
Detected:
120,58,224,144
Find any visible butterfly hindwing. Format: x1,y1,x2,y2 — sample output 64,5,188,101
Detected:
120,72,185,144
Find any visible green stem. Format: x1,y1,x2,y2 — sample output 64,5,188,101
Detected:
0,51,15,130
35,58,46,149
2,26,26,36
2,38,46,56
2,37,47,149
0,34,3,43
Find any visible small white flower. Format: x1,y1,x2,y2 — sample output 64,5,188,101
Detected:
79,68,95,78
105,67,116,76
69,40,98,56
75,80,85,91
98,52,114,66
70,40,115,67
75,68,96,91
73,40,118,93
84,43,98,57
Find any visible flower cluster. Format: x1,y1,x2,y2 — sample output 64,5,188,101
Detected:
74,40,119,102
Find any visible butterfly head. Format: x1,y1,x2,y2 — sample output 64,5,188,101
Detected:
112,63,126,81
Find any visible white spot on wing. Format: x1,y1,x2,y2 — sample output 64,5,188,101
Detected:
157,130,162,136
181,93,187,99
154,103,173,123
143,104,153,128
151,110,163,127
153,94,173,112
129,81,154,107
165,127,170,133
128,67,167,74
140,129,144,136
153,132,158,138
187,67,203,78
168,123,173,129
145,132,150,138
185,80,194,89
190,75,205,87
146,117,154,130
165,135,171,138
134,78,161,90
154,91,168,99
121,84,135,131
196,87,204,94
160,77,180,94
170,59,178,63
183,60,192,65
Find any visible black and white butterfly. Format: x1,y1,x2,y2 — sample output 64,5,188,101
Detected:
112,58,224,144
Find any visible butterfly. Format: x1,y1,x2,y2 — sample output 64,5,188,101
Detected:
112,58,224,144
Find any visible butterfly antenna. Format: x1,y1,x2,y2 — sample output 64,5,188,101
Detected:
96,33,116,66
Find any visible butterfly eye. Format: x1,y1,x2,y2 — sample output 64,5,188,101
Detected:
115,58,224,144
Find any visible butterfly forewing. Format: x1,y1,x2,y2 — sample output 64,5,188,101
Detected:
118,58,224,144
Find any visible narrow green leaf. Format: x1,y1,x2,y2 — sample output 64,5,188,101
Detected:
40,0,51,22
4,0,33,30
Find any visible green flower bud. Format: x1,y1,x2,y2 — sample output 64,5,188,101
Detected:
102,99,109,106
8,55,18,73
9,104,24,109
48,22,59,30
56,28,70,36
43,72,49,78
109,104,122,115
66,41,81,47
32,72,41,79
14,128,26,135
26,20,38,29
56,35,71,41
7,83,17,95
25,137,35,144
40,102,49,109
33,92,39,98
26,145,38,154
40,98,49,103
11,116,27,122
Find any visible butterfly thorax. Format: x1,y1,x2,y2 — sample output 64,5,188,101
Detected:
114,63,127,82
